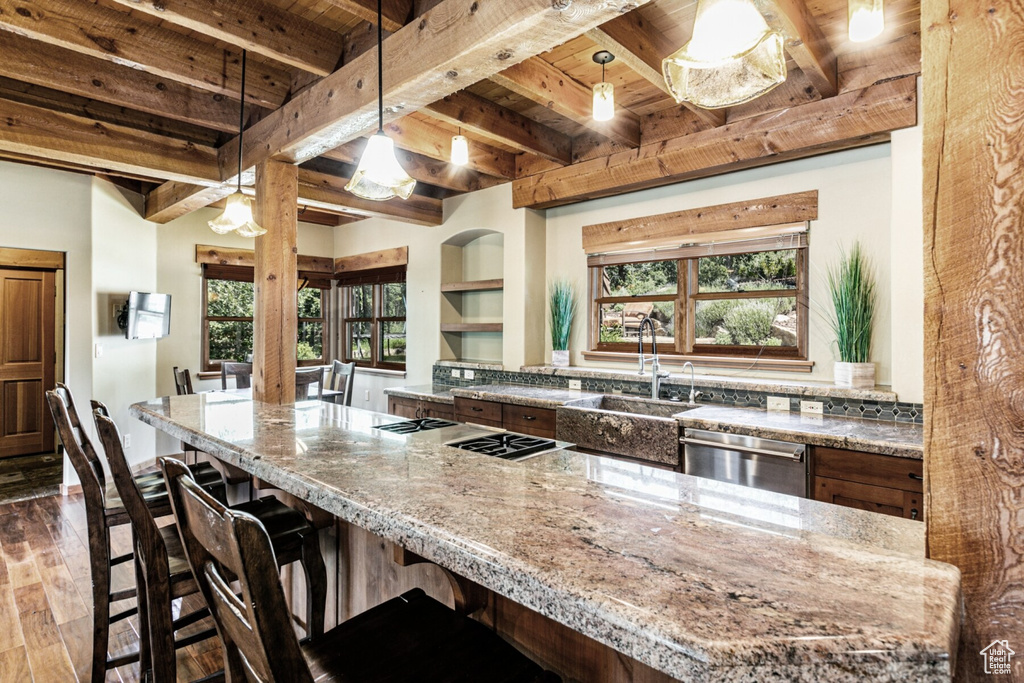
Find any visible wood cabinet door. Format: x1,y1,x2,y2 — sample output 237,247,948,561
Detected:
421,403,454,421
0,269,55,457
813,476,909,519
387,396,420,419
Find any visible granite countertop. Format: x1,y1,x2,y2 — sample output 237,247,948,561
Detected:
677,405,924,459
132,394,960,682
449,384,604,409
384,384,455,404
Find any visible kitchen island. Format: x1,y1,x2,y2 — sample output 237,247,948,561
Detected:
131,393,960,682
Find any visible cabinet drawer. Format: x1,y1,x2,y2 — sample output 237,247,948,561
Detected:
454,397,502,425
502,404,555,433
814,447,923,493
422,402,454,421
814,476,906,518
388,396,420,419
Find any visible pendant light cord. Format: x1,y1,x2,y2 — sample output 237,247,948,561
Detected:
377,0,384,134
237,49,247,192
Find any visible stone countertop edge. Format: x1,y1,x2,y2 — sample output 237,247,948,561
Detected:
448,384,605,409
676,405,924,460
384,385,455,404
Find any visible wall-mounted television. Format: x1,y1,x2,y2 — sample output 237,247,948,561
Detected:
125,291,172,339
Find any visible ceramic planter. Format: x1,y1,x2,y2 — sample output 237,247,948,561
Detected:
834,361,875,388
551,350,570,367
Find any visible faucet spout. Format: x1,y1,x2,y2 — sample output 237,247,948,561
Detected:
638,316,666,399
682,361,697,404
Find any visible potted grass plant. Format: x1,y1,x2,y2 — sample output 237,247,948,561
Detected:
549,279,578,367
826,242,877,388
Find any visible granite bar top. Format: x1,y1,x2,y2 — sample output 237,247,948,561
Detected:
384,384,455,404
449,384,604,409
677,405,924,459
132,394,959,682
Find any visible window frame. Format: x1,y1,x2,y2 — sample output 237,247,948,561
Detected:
590,246,808,360
341,280,407,371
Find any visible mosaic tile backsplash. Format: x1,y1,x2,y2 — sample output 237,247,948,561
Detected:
431,364,924,424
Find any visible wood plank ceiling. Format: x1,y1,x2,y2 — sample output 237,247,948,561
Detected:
0,0,921,227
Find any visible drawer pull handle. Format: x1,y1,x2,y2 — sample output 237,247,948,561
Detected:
911,508,919,520
522,415,537,421
908,473,923,481
471,407,484,412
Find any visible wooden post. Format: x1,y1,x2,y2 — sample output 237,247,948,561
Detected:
923,0,1024,678
252,160,297,404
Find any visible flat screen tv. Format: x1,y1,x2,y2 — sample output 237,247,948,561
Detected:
125,291,172,339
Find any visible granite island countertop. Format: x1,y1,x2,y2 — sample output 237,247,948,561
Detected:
383,384,455,404
677,405,924,459
448,384,604,409
131,393,959,682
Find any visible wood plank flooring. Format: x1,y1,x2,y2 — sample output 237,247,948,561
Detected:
0,493,223,682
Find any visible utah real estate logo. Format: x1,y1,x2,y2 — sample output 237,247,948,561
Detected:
980,640,1014,675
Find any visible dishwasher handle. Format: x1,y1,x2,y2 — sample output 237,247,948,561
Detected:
681,436,805,462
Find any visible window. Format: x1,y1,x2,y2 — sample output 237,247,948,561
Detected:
201,265,329,371
591,242,807,359
342,281,406,370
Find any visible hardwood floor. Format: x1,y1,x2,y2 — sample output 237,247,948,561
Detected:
0,493,223,682
0,452,62,505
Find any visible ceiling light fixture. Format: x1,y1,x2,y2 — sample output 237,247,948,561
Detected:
345,0,415,201
848,0,884,42
592,51,616,122
451,127,469,166
661,0,786,109
209,49,266,237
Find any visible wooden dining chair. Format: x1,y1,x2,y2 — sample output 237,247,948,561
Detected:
172,366,194,396
328,360,356,406
174,366,251,486
220,361,252,390
295,367,324,400
164,459,555,683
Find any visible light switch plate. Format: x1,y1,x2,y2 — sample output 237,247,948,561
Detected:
767,396,789,412
800,400,824,416
94,343,104,358
568,379,582,390
450,369,460,378
364,390,370,401
123,434,131,448
464,369,475,380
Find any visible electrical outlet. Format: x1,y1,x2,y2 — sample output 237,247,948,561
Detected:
568,379,582,390
612,388,623,395
112,303,120,319
123,434,131,448
464,369,475,380
450,369,461,378
767,396,789,412
94,343,104,358
364,390,370,401
800,400,823,416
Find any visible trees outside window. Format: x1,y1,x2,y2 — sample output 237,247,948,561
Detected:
342,281,406,370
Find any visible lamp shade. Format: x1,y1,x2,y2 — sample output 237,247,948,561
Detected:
848,0,884,42
662,0,786,109
208,192,266,236
451,134,469,166
592,81,615,122
345,132,416,201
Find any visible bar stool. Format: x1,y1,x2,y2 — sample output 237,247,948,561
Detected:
45,385,224,683
94,413,328,682
163,459,559,683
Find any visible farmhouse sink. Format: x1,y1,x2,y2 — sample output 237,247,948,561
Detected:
556,396,698,467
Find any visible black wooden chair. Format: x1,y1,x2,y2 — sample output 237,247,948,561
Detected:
172,366,194,396
220,361,252,390
163,458,556,683
296,367,324,400
328,360,356,406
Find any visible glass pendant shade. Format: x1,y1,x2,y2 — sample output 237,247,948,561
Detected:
662,0,786,109
451,134,469,166
345,132,416,201
208,192,266,236
592,82,615,122
848,0,884,42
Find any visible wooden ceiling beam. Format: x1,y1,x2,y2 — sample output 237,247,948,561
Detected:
586,13,724,129
0,150,161,184
512,76,917,209
754,0,837,98
295,169,442,226
424,91,572,164
321,142,502,194
0,0,291,107
106,0,343,76
381,116,516,179
491,57,641,148
147,182,235,223
322,0,412,32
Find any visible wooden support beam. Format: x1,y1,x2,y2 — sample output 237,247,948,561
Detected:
0,32,239,133
754,0,837,98
322,143,502,193
0,97,220,185
0,0,291,107
586,13,724,129
252,160,298,405
838,31,921,94
512,76,916,209
491,57,641,148
323,0,411,32
107,0,343,76
196,244,334,273
147,183,236,223
335,246,408,275
424,91,572,164
296,169,443,226
382,117,516,179
923,0,1024,675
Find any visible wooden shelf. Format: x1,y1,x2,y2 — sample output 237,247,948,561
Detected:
441,279,504,293
441,323,504,333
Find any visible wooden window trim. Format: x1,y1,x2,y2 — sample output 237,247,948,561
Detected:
342,280,407,371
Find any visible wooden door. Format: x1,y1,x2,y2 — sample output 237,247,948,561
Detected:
0,269,55,457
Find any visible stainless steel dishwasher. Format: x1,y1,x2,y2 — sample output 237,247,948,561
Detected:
681,428,808,497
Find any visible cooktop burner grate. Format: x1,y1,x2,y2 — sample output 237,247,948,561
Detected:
448,433,557,460
373,418,457,434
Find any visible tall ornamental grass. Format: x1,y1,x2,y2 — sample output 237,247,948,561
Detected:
549,279,578,351
826,242,876,363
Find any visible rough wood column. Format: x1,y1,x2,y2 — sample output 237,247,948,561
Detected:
923,0,1024,678
252,160,298,404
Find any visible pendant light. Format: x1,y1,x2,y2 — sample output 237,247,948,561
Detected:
848,0,884,42
592,51,615,122
209,50,266,237
662,0,786,109
451,127,469,166
345,0,415,201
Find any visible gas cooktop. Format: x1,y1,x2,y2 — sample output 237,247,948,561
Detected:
447,433,558,460
373,418,457,434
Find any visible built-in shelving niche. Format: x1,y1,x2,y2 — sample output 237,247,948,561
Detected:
440,230,504,364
